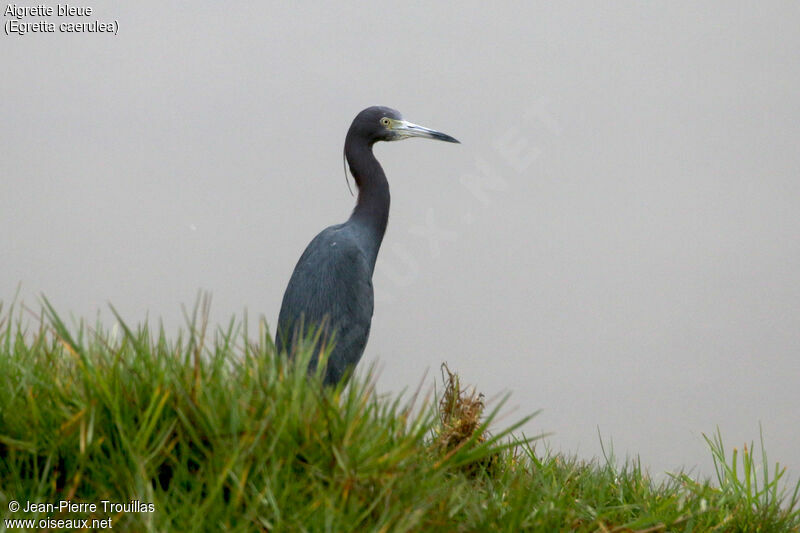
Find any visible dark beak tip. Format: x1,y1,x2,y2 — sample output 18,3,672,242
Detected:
435,133,460,144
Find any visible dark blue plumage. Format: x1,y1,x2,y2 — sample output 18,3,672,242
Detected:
276,106,458,385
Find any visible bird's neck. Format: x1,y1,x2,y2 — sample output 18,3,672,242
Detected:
346,136,390,267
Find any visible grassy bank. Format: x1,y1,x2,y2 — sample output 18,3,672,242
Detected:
1,301,798,532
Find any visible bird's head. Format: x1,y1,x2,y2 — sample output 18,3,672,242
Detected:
349,106,460,145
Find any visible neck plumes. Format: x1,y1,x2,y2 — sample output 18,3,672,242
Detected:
345,134,390,267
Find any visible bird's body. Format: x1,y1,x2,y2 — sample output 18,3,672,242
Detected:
276,223,376,384
276,106,458,385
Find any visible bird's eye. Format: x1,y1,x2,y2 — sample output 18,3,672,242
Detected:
380,118,391,127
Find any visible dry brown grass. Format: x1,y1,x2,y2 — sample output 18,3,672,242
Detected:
433,363,498,475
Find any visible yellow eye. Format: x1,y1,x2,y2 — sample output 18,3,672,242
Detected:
381,118,391,127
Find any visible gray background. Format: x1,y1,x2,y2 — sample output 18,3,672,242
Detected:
3,3,798,484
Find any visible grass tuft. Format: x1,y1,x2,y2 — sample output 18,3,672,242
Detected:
0,300,798,532
432,363,500,477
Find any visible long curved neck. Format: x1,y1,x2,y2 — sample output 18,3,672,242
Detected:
345,133,390,269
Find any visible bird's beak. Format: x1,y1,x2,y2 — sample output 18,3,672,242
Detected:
392,119,460,143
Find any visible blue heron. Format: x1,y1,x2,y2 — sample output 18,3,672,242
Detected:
275,106,459,385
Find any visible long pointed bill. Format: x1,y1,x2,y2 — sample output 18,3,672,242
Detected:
394,120,460,143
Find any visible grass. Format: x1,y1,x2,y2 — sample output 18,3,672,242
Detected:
1,299,799,532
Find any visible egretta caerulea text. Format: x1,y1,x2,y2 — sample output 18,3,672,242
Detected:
276,106,459,385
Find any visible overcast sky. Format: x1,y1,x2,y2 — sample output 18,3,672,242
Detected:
3,2,799,484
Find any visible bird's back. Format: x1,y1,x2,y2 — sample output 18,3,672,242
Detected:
276,223,374,385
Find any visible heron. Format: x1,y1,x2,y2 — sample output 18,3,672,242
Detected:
275,106,459,385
